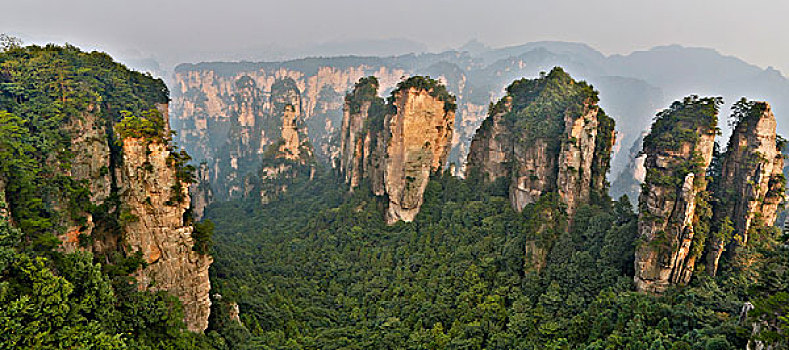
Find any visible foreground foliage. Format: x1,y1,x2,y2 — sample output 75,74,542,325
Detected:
0,44,225,348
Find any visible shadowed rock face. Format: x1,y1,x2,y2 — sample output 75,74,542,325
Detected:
466,68,615,218
338,76,456,224
634,96,719,294
706,101,786,275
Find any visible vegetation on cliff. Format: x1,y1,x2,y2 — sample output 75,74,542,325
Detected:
0,44,223,348
390,75,457,113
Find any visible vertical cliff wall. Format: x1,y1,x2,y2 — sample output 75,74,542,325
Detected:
706,101,786,275
0,46,212,332
339,77,387,191
338,76,456,224
465,67,615,218
384,86,456,223
633,96,719,293
118,131,212,332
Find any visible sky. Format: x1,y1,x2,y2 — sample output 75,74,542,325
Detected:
2,0,788,74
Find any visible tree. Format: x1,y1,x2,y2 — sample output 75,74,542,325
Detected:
0,33,22,52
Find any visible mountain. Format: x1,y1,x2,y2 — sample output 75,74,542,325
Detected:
170,41,789,206
338,76,456,224
0,44,219,347
203,78,788,348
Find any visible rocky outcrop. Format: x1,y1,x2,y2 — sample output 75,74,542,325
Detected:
58,105,113,252
57,104,213,332
339,77,386,191
634,96,719,294
706,101,786,275
0,46,212,333
384,85,456,223
338,76,456,224
172,64,408,201
254,81,315,205
172,59,491,201
118,132,212,332
466,68,615,218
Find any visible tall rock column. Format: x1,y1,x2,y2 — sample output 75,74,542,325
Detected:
383,85,455,224
707,101,786,275
634,96,719,293
256,80,315,205
338,76,456,224
116,108,213,332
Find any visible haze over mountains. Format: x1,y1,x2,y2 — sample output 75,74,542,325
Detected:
169,40,789,193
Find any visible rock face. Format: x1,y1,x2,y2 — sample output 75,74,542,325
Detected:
118,133,213,332
634,96,720,293
706,101,786,275
254,82,315,205
58,106,113,252
384,86,456,223
338,76,456,224
466,68,615,217
59,105,212,332
172,60,488,200
0,47,212,333
339,77,387,193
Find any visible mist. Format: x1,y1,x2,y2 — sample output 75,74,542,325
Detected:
3,0,789,75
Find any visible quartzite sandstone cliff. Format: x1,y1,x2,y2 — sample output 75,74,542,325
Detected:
172,59,489,204
339,76,456,224
706,101,786,275
52,103,212,332
465,68,615,218
633,96,719,293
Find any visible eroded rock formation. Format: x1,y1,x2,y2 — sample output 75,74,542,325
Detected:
254,81,315,205
338,76,456,224
172,60,488,200
0,47,212,333
706,101,786,275
59,105,212,332
119,131,212,332
634,96,719,293
465,67,615,218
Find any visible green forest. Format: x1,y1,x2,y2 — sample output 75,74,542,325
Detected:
205,170,788,349
0,44,222,349
0,41,787,350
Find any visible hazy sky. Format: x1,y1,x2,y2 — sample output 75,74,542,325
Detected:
3,0,788,73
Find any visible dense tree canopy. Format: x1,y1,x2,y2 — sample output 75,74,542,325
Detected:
205,164,786,349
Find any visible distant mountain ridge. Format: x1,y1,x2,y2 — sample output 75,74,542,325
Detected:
170,41,789,203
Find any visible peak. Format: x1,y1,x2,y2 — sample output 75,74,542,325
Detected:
392,76,457,112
